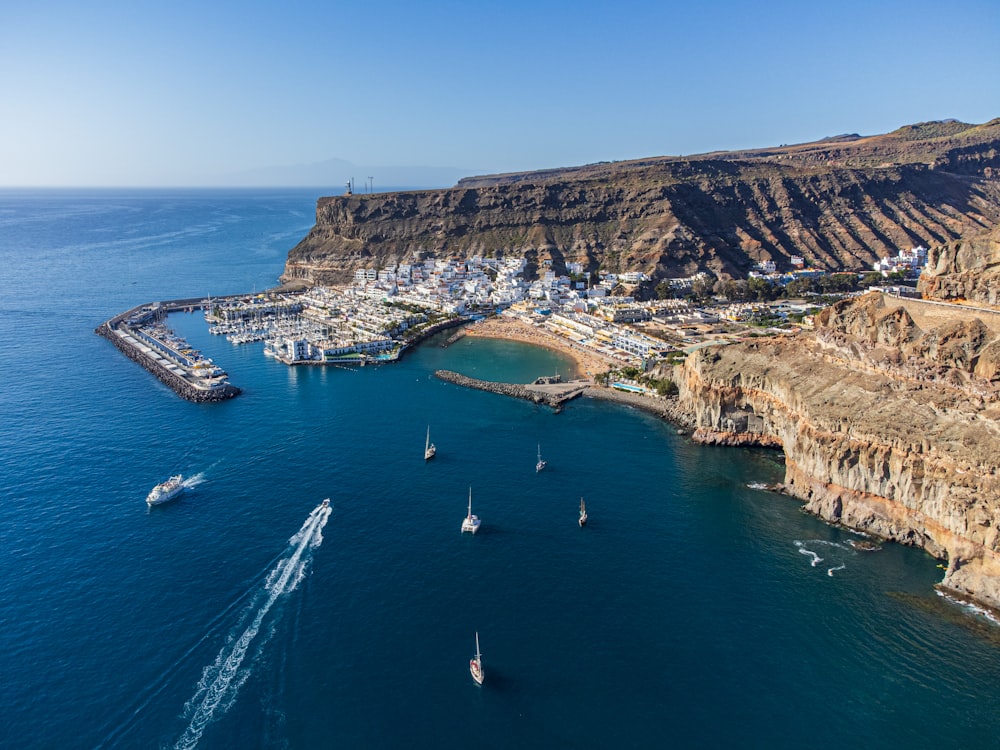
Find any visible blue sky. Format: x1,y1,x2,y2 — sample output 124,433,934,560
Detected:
2,0,998,187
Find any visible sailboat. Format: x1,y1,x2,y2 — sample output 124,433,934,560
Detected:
579,497,588,527
461,487,481,534
424,426,436,460
470,631,484,685
535,443,546,473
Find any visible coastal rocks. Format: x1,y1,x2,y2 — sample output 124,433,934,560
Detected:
918,225,1000,307
674,293,1000,610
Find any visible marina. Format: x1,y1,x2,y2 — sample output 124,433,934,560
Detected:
95,297,241,402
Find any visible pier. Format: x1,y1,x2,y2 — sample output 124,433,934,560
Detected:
96,297,241,402
433,370,590,409
433,368,694,426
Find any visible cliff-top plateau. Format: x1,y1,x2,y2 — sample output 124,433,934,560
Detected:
282,118,1000,287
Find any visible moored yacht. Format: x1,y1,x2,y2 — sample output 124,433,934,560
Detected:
461,487,481,534
147,475,184,506
424,426,436,460
470,631,484,685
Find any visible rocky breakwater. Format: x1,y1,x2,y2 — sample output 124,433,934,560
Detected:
434,370,589,409
674,291,1000,609
95,315,241,403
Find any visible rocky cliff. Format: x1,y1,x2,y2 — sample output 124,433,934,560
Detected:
918,225,1000,307
673,291,1000,608
283,119,1000,286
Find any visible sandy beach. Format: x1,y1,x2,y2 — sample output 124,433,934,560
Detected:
463,315,618,380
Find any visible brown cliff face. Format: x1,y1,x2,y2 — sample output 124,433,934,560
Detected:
918,225,1000,307
673,292,1000,609
282,119,1000,286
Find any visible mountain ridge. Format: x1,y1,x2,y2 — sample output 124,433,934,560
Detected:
281,119,1000,286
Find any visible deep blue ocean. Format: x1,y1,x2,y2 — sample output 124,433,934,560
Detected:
3,188,1000,749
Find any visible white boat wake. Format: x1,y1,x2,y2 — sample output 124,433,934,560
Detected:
182,472,206,490
173,500,331,750
794,539,854,574
797,546,823,567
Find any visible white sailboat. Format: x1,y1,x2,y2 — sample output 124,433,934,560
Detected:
470,631,484,685
579,497,588,527
424,426,436,460
535,443,546,473
461,487,481,534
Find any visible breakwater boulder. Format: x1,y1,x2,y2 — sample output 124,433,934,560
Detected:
434,370,541,402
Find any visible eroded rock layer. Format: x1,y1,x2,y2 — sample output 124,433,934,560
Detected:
919,225,1000,307
673,292,1000,608
283,119,1000,286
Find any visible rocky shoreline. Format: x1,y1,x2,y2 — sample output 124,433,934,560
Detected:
581,385,694,430
674,291,1000,611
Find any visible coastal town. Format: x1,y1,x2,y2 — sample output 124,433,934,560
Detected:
97,245,929,401
201,247,928,381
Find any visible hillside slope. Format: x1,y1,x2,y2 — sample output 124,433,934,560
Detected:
282,119,1000,286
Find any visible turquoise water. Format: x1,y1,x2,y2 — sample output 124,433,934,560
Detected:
2,189,1000,749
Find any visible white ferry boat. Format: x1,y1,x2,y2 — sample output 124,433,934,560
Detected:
147,475,184,506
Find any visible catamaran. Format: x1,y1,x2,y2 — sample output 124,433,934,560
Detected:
424,426,436,460
461,487,481,534
535,444,546,473
147,475,184,506
579,497,588,527
470,631,484,685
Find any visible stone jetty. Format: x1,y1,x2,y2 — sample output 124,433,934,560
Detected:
434,368,695,427
434,370,590,409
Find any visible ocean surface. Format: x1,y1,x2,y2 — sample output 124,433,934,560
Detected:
2,188,1000,749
